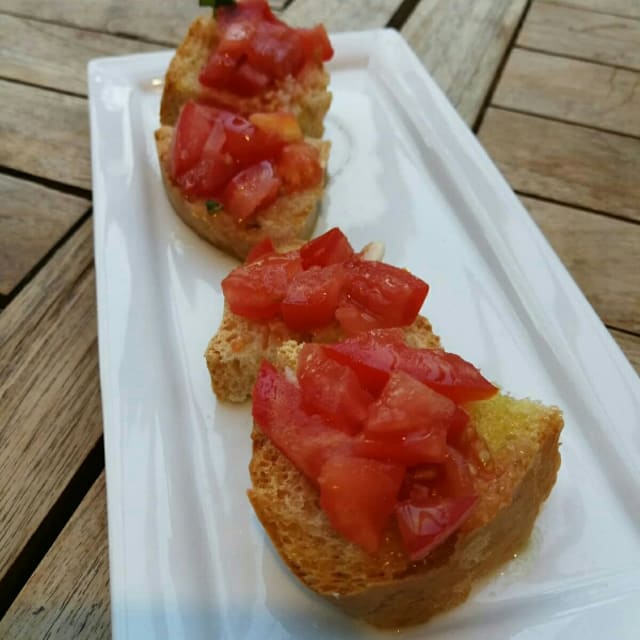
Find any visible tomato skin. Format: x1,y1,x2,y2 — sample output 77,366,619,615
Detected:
338,260,429,332
297,344,373,434
276,143,323,193
222,252,302,320
221,160,282,221
298,25,334,63
299,228,354,269
319,455,405,553
353,431,447,466
252,362,353,481
171,102,217,177
364,370,456,438
280,264,346,332
396,495,478,561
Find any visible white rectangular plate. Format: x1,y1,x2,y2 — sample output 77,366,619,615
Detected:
88,29,640,640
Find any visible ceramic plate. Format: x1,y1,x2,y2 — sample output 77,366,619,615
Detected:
88,29,640,640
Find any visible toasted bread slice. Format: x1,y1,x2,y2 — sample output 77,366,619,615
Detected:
248,339,563,627
206,309,440,403
160,15,332,137
155,126,330,260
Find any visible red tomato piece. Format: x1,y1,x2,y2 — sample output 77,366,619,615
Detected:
221,251,302,320
280,264,345,331
299,228,355,269
298,25,334,63
171,102,216,176
337,260,429,332
319,455,405,553
396,495,478,561
222,160,281,222
364,370,455,443
297,344,373,433
245,237,276,264
252,362,353,481
199,51,239,87
247,20,304,79
353,430,448,466
276,143,323,192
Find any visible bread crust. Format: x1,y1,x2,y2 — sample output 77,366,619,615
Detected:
247,342,563,628
160,15,332,137
155,125,330,260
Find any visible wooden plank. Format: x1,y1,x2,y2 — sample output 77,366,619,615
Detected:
0,174,89,295
521,195,640,335
610,329,640,375
494,48,640,138
519,2,640,71
282,0,403,30
0,14,161,96
401,0,528,125
0,475,110,640
0,219,103,583
0,80,90,189
0,0,208,46
478,108,640,222
543,0,640,21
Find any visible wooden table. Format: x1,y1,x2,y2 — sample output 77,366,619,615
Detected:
0,1,638,637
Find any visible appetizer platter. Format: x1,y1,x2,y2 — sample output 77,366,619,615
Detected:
88,3,640,637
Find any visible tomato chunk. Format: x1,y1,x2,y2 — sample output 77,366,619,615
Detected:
252,362,353,480
353,431,448,466
298,25,334,63
245,237,276,264
299,228,355,269
337,260,429,333
280,264,345,331
221,251,302,320
396,495,478,561
249,112,303,143
171,102,214,176
222,160,281,221
276,143,323,192
319,455,404,553
297,344,373,433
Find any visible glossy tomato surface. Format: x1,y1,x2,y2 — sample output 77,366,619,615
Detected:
299,227,354,269
221,160,281,222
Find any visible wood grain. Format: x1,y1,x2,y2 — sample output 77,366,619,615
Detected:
543,0,640,20
0,219,103,583
401,0,528,125
0,14,161,96
519,1,640,70
282,0,403,30
494,48,640,137
0,0,209,46
610,330,640,375
0,174,89,295
478,108,640,222
0,475,110,640
521,195,640,334
0,80,90,189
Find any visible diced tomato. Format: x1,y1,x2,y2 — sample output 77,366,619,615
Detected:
199,51,238,86
318,455,404,553
249,112,303,143
299,228,355,269
252,362,353,480
247,20,304,79
298,25,334,63
221,161,281,221
396,495,478,561
297,344,373,433
217,111,283,165
245,237,276,264
335,300,386,335
337,260,429,332
276,143,323,192
447,406,470,442
322,334,498,402
353,431,447,466
171,102,216,176
280,264,345,331
221,251,302,320
173,155,237,199
364,370,455,444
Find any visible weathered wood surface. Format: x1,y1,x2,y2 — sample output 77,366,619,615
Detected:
0,80,91,189
478,108,640,222
494,47,640,137
0,475,110,640
283,0,404,30
543,0,640,20
0,219,102,582
521,195,640,335
401,0,528,125
519,1,640,71
0,14,161,96
610,329,640,375
0,173,89,295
